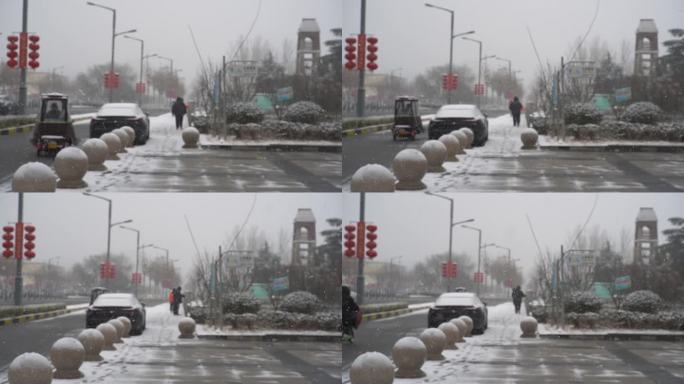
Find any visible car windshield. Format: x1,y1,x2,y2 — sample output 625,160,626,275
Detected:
93,295,136,307
98,104,138,117
436,106,477,119
435,295,476,306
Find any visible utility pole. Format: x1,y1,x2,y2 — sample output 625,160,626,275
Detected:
356,192,365,305
18,0,28,114
355,0,366,117
13,193,24,306
123,35,144,106
463,37,483,107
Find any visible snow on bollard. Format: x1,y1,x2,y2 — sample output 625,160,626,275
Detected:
116,317,132,337
458,316,474,337
100,133,121,161
438,134,461,162
392,336,426,379
450,130,468,154
77,329,104,361
449,318,467,342
120,126,136,147
351,164,396,192
112,129,130,152
419,140,447,173
96,323,117,350
438,322,460,350
178,317,196,339
54,147,88,189
418,328,446,361
107,319,124,343
8,352,53,384
520,316,538,338
182,127,200,149
349,352,394,384
521,128,539,149
50,337,85,379
81,138,108,171
459,127,474,148
11,162,57,192
392,149,427,191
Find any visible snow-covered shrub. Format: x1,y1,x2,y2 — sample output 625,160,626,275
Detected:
566,123,601,140
283,101,326,124
186,305,207,324
564,103,603,125
233,123,263,140
621,102,664,124
622,290,662,314
226,102,264,124
528,305,548,323
222,293,261,315
279,291,321,314
566,312,600,328
564,291,602,314
598,309,684,330
314,311,341,330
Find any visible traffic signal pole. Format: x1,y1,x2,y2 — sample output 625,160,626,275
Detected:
18,0,28,115
14,193,24,306
356,193,365,305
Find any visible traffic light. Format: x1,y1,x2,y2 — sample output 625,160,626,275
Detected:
366,36,378,71
344,224,356,258
2,226,14,259
27,35,39,69
23,224,35,259
344,37,357,70
365,224,377,259
6,35,19,69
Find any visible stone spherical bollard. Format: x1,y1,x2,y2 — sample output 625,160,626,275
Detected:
459,127,475,148
81,138,109,171
8,352,53,384
77,328,104,361
96,323,117,350
520,316,538,338
351,164,396,192
100,133,121,161
419,140,447,173
112,129,130,152
11,162,57,192
392,149,427,191
418,328,446,361
107,319,125,343
392,336,426,379
54,147,89,189
438,134,461,162
182,127,200,149
178,317,196,339
349,351,394,384
450,130,468,154
116,317,132,337
121,126,136,147
521,128,539,149
437,322,460,350
458,316,474,336
449,318,467,342
50,337,85,379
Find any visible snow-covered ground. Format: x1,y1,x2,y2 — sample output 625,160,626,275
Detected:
539,134,684,147
200,134,341,147
538,323,684,336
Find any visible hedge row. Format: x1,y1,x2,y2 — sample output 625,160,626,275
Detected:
566,310,684,330
566,121,684,141
0,303,66,319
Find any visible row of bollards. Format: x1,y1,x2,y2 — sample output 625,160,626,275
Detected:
7,316,197,384
350,126,541,192
349,315,538,383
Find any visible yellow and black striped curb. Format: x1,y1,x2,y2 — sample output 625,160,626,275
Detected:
363,308,412,322
0,308,81,327
0,116,92,138
342,123,392,138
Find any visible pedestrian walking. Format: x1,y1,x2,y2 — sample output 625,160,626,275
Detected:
172,286,184,315
512,285,526,314
509,96,524,127
342,286,360,342
171,97,187,130
168,288,175,314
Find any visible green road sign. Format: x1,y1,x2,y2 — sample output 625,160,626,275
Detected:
592,94,612,111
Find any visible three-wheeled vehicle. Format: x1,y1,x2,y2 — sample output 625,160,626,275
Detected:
89,287,108,305
392,96,422,141
32,93,77,157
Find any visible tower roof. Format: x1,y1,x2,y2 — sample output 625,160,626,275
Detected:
636,207,657,222
294,208,315,223
299,18,320,33
636,19,658,34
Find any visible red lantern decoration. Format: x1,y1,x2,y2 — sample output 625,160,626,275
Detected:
366,36,378,71
344,37,357,70
365,224,378,259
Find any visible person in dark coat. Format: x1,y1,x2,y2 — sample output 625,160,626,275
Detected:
509,96,524,127
342,285,360,341
171,97,187,130
172,286,184,315
512,285,526,314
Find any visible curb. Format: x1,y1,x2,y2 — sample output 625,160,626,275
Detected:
199,143,342,153
539,332,684,341
342,123,391,138
197,333,341,342
0,308,80,327
363,308,412,322
539,144,684,152
0,116,93,138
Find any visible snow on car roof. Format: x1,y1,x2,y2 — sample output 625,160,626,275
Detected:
97,103,139,116
436,104,478,118
93,293,137,307
435,293,477,306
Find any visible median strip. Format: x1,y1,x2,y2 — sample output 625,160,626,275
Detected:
0,308,79,327
0,115,93,138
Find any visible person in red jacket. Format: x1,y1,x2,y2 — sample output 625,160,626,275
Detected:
168,289,175,313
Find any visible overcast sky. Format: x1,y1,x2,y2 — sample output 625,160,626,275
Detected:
343,0,683,93
0,193,341,280
342,193,684,277
0,0,340,82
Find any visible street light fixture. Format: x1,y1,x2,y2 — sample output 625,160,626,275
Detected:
462,36,483,108
123,34,145,106
461,224,483,295
493,56,512,82
118,225,141,296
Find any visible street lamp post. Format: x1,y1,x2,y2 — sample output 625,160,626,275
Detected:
151,245,170,290
481,55,496,105
51,66,64,91
118,225,141,296
425,192,474,292
156,55,173,99
123,35,144,106
142,53,157,104
462,37,482,108
461,224,482,295
389,256,403,294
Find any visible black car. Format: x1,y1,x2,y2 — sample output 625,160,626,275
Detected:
427,104,489,145
89,103,150,144
86,293,146,335
427,292,488,333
